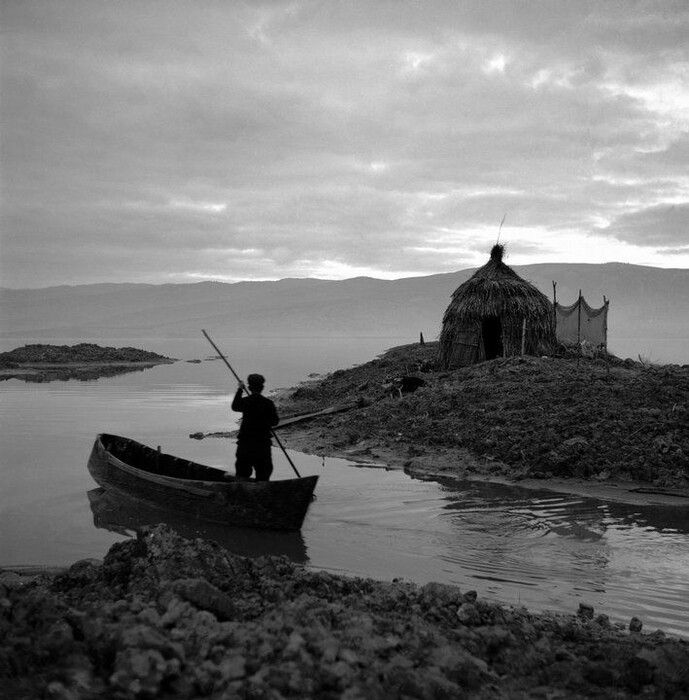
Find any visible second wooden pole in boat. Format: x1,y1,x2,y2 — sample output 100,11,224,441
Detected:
201,329,302,479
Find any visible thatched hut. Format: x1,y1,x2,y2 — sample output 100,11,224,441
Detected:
439,245,555,367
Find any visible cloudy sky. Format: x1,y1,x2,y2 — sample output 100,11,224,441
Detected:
1,0,688,288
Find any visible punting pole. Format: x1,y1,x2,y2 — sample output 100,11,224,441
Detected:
201,329,302,478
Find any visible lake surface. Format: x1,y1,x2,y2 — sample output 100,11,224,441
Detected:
1,336,688,639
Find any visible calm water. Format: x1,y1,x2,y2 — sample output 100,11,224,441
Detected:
1,336,688,639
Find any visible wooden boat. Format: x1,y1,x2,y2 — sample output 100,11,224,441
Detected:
87,433,318,531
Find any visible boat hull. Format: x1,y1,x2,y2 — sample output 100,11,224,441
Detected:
87,434,318,531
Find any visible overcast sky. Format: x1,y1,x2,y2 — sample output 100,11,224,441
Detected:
1,0,688,288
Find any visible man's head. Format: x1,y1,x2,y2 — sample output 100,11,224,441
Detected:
247,373,265,393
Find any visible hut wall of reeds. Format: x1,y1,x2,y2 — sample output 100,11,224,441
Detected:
439,245,555,368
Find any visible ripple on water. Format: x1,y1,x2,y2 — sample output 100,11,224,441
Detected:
301,468,689,638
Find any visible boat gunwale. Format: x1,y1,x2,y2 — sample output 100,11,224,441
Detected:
94,433,317,491
96,436,230,494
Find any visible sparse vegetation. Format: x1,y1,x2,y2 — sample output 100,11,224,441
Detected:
277,342,689,489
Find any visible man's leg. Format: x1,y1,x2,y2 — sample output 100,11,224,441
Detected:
235,443,253,480
253,443,274,481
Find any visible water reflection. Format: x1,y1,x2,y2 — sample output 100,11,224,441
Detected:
87,488,308,563
6,364,164,383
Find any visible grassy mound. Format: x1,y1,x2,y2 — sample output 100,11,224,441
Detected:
277,343,689,488
0,343,171,365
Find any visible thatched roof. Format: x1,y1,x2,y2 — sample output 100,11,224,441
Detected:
439,244,554,366
442,244,551,320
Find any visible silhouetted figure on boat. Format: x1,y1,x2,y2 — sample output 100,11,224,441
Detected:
231,373,279,481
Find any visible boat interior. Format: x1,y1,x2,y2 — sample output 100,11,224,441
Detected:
100,433,231,482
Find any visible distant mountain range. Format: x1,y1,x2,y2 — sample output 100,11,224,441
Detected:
1,263,687,355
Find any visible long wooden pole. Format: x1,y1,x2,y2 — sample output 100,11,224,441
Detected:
577,289,582,366
552,280,558,341
201,329,302,478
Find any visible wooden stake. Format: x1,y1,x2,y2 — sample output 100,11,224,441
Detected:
520,318,526,356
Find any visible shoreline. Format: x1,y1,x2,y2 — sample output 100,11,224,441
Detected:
275,421,689,509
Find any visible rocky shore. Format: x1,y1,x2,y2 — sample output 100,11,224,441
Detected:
2,525,688,699
0,343,175,382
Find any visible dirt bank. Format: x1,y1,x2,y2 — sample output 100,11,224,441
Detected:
2,525,688,699
272,343,689,502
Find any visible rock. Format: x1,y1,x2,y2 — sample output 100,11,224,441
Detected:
45,681,75,699
629,616,643,633
285,631,306,656
161,597,194,627
577,603,594,620
110,648,168,697
172,578,235,621
0,571,24,591
595,614,610,628
457,603,481,626
585,662,616,687
421,581,464,607
137,605,162,627
119,624,185,661
338,648,360,665
562,436,588,450
218,655,246,680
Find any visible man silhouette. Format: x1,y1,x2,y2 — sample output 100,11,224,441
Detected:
231,373,279,481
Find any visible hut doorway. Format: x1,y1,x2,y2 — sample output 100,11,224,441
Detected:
482,316,503,360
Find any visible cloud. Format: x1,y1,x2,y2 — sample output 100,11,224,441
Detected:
605,203,689,247
1,0,688,287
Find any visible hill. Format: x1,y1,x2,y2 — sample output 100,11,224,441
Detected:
1,263,687,361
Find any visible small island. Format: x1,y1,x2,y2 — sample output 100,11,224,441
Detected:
273,342,689,500
0,343,175,382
